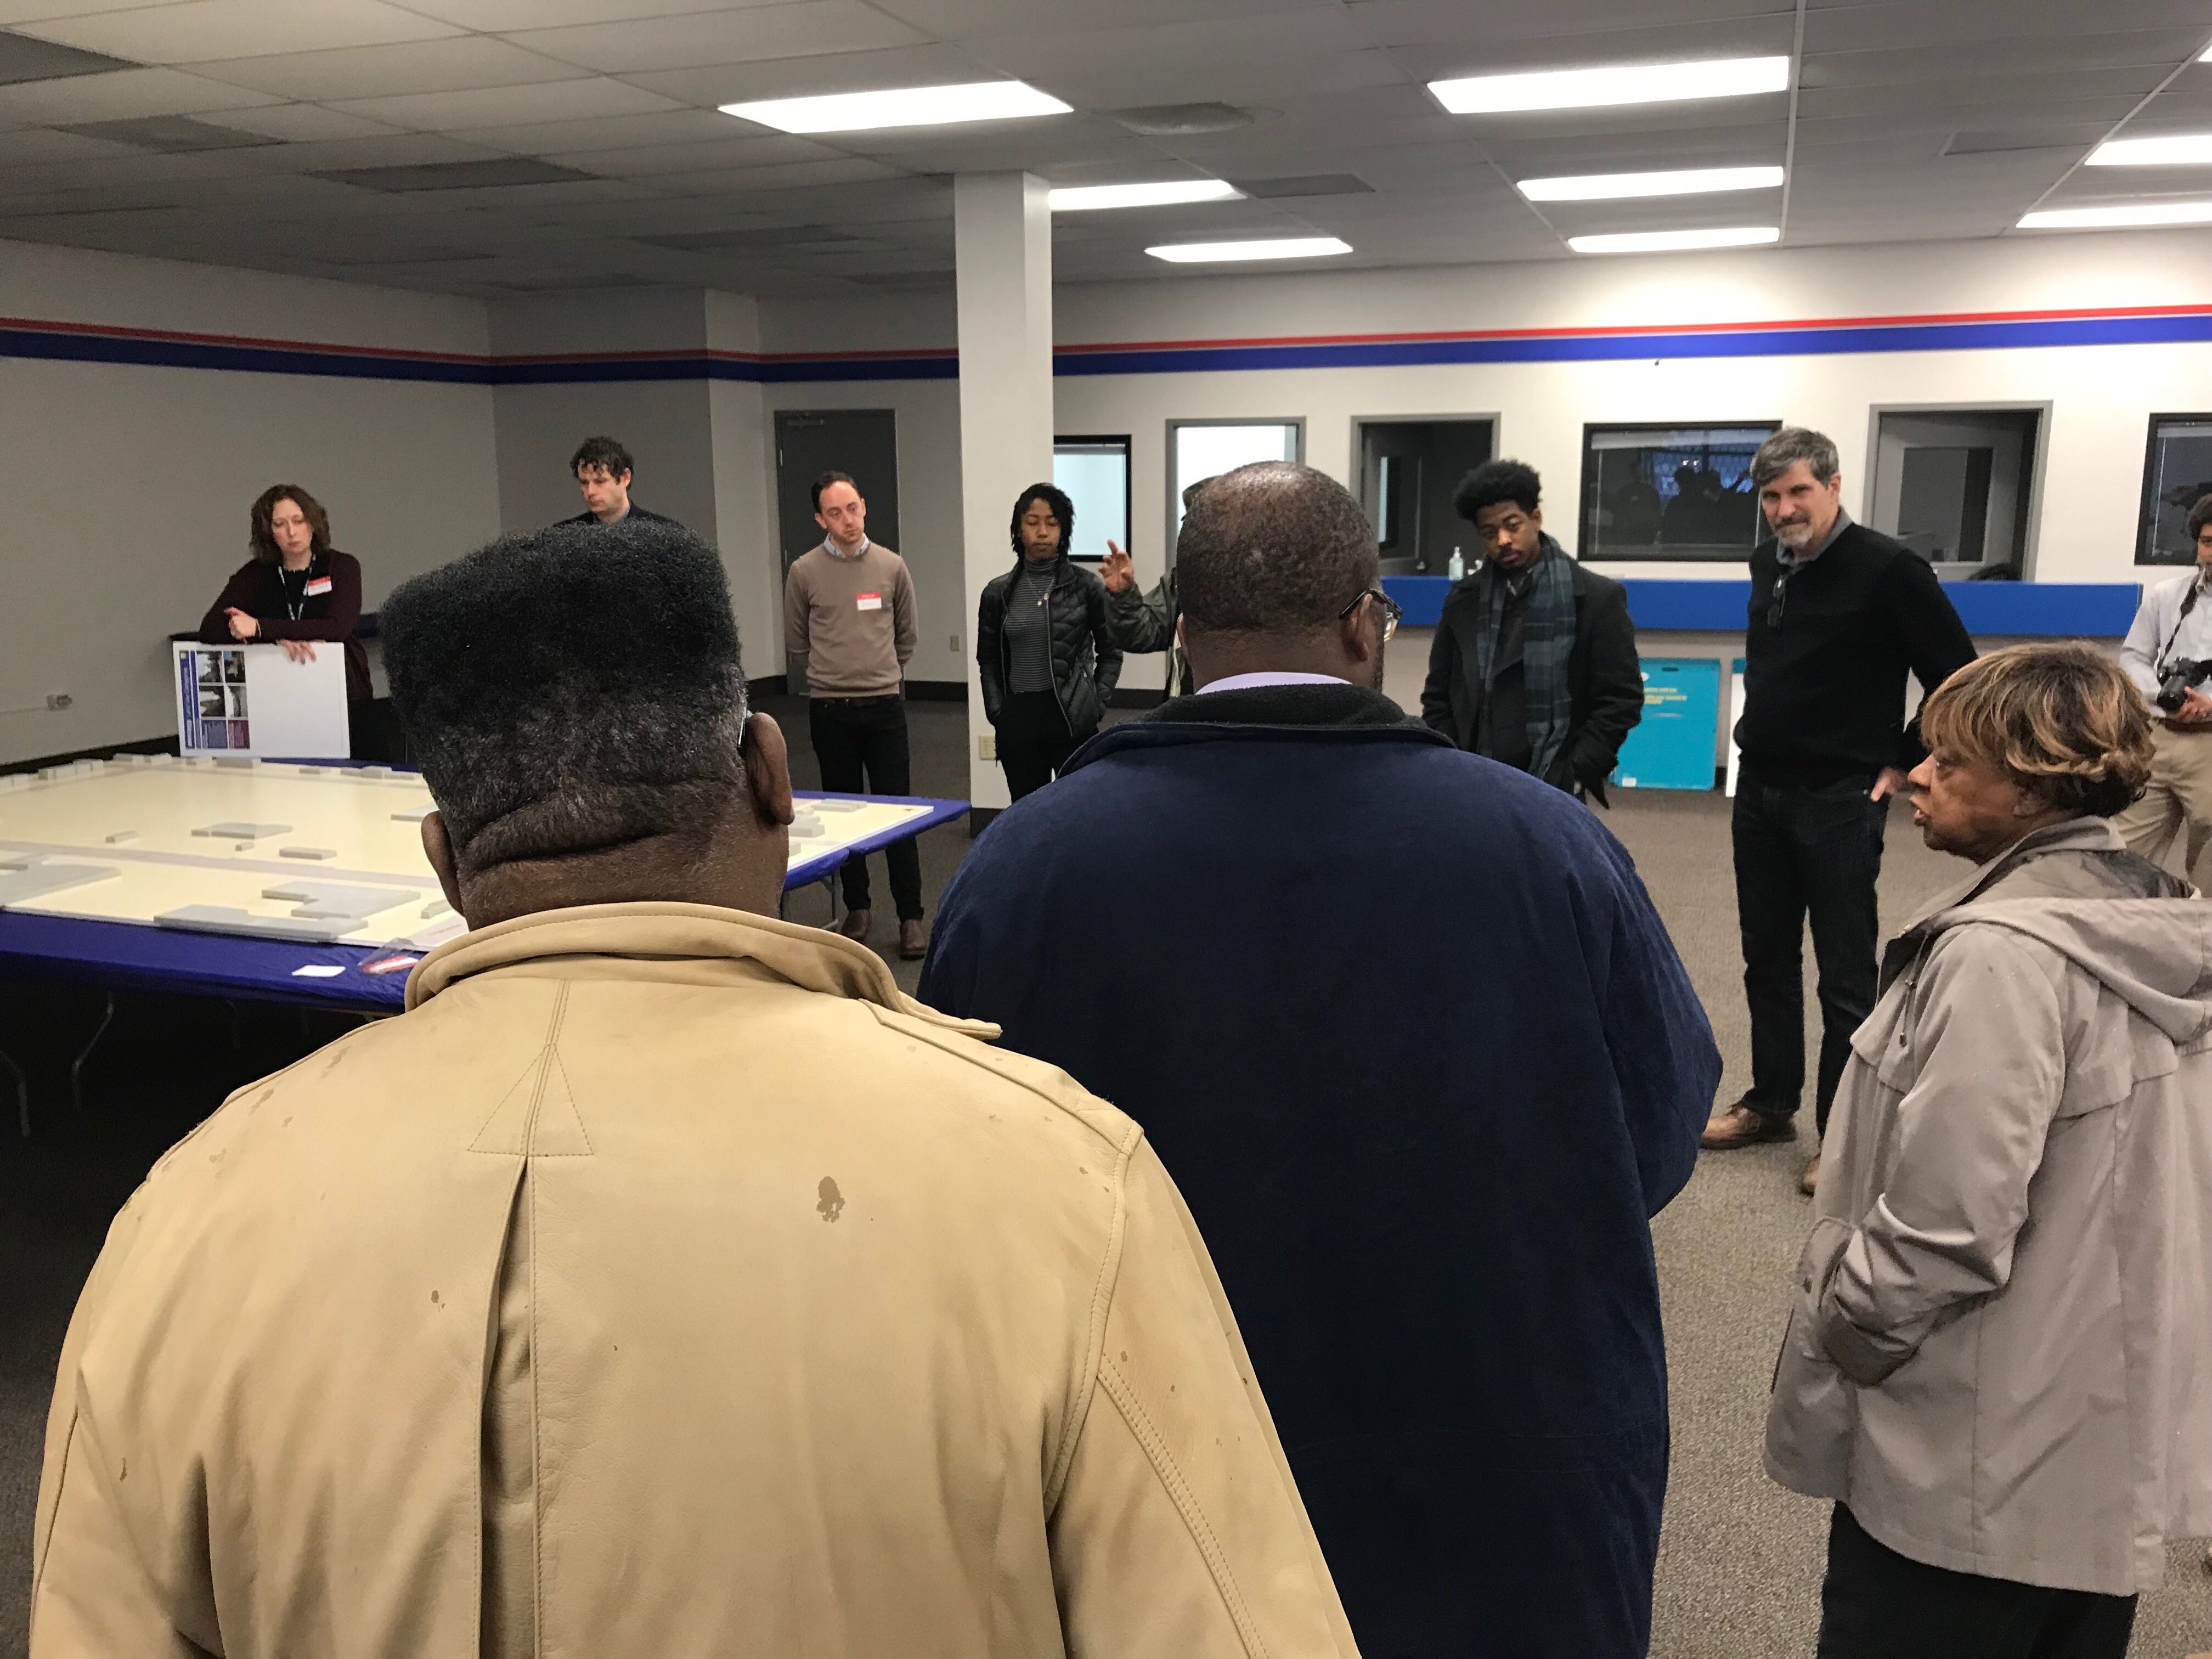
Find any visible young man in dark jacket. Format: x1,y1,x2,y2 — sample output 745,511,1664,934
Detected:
976,483,1122,799
922,461,1719,1659
1420,459,1644,801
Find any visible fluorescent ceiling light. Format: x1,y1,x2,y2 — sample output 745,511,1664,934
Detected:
2018,201,2212,229
2085,134,2212,167
1519,164,1785,201
720,81,1070,135
1430,56,1788,116
1146,236,1352,263
1050,180,1243,211
1567,225,1781,254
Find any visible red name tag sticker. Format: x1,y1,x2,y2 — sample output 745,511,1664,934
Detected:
360,953,420,976
303,576,332,596
855,591,883,612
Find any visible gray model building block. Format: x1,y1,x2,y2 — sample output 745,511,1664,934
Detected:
421,899,452,918
261,881,417,921
0,859,120,906
191,822,292,840
156,905,354,943
359,765,392,778
390,805,435,823
215,758,254,770
280,846,337,860
810,798,868,814
104,830,138,844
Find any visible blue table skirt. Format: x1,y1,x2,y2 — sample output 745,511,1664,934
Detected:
0,791,967,1015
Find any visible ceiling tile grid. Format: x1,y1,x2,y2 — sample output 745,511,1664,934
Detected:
0,0,2203,296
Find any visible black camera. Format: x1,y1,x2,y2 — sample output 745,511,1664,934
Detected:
2155,658,2212,713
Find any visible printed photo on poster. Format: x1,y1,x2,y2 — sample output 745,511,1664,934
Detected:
201,719,229,750
226,686,249,718
228,720,250,748
197,651,223,688
198,687,226,718
221,651,246,684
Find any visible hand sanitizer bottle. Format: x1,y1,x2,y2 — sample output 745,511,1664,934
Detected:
1446,545,1466,582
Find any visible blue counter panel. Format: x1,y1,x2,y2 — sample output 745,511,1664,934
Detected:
1379,575,2142,637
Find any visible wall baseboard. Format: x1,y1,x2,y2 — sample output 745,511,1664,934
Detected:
3,731,178,777
968,806,1000,836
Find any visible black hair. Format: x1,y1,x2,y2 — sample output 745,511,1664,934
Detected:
1175,461,1376,634
811,470,857,512
1455,458,1542,522
1010,482,1075,559
571,436,633,479
382,521,748,879
2188,493,2212,543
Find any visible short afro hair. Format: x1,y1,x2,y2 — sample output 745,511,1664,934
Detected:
571,436,633,479
1918,642,2154,819
382,521,749,879
2187,492,2212,543
1175,461,1376,634
1010,482,1074,559
1455,459,1542,522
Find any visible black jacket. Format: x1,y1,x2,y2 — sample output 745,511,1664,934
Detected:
557,505,680,529
1420,556,1644,799
1736,520,1976,785
977,555,1124,736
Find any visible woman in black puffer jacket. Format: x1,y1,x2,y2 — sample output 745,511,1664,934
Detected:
977,483,1124,800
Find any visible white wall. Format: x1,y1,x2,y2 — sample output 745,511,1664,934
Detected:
0,239,497,766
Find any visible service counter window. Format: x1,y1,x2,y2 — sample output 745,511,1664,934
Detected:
1578,422,1775,561
1168,419,1303,549
1053,435,1130,562
2139,415,2212,567
1868,407,2041,578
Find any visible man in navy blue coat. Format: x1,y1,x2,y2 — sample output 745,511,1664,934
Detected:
921,462,1719,1659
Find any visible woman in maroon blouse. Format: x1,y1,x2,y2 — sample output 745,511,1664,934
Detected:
199,484,382,756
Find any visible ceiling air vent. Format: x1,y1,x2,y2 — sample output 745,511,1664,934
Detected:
1108,103,1262,137
313,159,597,192
61,116,280,153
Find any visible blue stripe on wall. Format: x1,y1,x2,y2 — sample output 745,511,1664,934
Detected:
11,308,2212,387
1381,575,2144,636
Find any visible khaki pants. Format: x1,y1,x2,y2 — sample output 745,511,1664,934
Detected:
2113,722,2212,885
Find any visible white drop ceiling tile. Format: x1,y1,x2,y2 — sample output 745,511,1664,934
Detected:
14,0,465,65
825,114,1153,166
0,123,132,161
399,0,795,26
972,7,1366,80
1030,47,1406,112
370,174,673,211
1346,0,1791,48
206,102,404,140
1805,0,2212,53
1480,124,1789,172
1380,15,1797,81
259,131,514,169
1805,29,2202,91
328,75,682,131
463,106,740,154
1798,75,2156,123
0,65,285,122
187,37,592,100
652,153,906,195
871,0,1325,37
549,131,840,174
510,2,929,75
621,43,992,108
0,0,195,21
1437,98,1787,150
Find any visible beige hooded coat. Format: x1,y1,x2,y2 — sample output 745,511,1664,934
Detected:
32,903,1357,1659
1765,820,2212,1595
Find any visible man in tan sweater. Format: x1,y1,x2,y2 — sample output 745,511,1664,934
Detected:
784,470,926,957
32,521,1356,1659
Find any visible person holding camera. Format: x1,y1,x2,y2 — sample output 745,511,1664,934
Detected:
2115,492,2212,882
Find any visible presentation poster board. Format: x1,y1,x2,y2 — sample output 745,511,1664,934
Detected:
173,642,349,760
1611,657,1723,792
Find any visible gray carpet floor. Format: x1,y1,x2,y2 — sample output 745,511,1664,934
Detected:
1,696,2204,1657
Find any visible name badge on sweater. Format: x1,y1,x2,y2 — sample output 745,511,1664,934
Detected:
855,591,883,612
303,576,332,597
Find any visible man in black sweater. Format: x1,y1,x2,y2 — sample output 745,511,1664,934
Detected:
1703,427,1974,1194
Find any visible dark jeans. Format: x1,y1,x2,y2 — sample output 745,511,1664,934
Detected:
1732,766,1887,1135
996,691,1081,801
808,696,923,919
1819,1506,2136,1659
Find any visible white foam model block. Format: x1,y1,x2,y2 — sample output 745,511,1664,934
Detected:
191,822,291,839
104,830,138,844
158,904,353,943
0,860,119,905
359,766,392,778
261,881,417,922
280,846,337,860
422,899,451,918
810,798,868,814
390,805,435,823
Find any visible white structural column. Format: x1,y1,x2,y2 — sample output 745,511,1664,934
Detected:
953,171,1054,814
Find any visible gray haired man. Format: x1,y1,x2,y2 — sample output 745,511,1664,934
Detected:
1702,428,1975,1193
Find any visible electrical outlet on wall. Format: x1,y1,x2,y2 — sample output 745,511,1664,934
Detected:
950,634,961,653
978,733,996,761
45,693,71,711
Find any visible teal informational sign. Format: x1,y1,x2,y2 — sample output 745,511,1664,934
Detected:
1611,657,1723,791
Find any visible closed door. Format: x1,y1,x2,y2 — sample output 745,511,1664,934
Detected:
775,409,901,571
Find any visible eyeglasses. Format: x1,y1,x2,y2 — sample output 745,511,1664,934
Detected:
1766,567,1793,629
1340,587,1402,642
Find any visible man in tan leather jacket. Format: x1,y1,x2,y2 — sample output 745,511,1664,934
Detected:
31,520,1356,1659
1764,644,2212,1659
